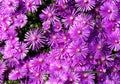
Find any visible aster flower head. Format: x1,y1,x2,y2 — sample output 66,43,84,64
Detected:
100,1,118,20
52,21,62,32
0,24,15,41
102,20,117,34
67,40,88,58
42,20,51,31
6,28,19,42
4,40,19,56
69,24,90,41
23,0,38,12
56,31,71,44
48,33,59,47
64,72,80,84
97,73,107,83
75,0,96,11
108,29,120,51
30,53,48,70
14,14,27,28
62,9,78,28
0,14,12,25
9,67,26,80
25,28,46,51
29,68,45,84
78,66,95,84
2,0,19,13
39,5,59,23
15,42,28,60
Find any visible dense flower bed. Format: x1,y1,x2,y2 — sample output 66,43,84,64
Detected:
0,0,120,84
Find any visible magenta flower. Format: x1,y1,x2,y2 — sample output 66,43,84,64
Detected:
42,20,51,30
108,29,120,51
75,0,96,11
15,42,28,60
57,32,71,44
29,68,44,84
0,14,12,25
62,9,78,28
39,5,59,23
23,0,38,12
14,14,27,28
25,28,46,51
100,1,118,20
9,67,26,80
52,21,62,32
30,53,48,69
0,24,15,41
67,40,88,58
2,0,19,13
69,24,90,41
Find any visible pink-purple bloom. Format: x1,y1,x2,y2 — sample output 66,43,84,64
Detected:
25,28,46,51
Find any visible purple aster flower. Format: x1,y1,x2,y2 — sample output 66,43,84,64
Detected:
100,1,118,20
30,53,48,70
15,42,28,60
78,66,95,84
109,65,120,73
2,0,19,13
75,0,96,11
62,9,78,28
48,33,59,47
4,40,19,57
4,53,20,67
49,60,70,73
25,28,46,51
97,73,107,84
9,67,26,80
96,66,106,73
67,40,88,58
23,0,38,12
42,20,51,30
52,21,62,32
64,72,80,84
108,29,120,51
6,28,19,42
28,68,45,84
0,14,12,25
69,24,90,41
57,32,71,44
103,20,117,34
89,39,110,58
79,73,95,84
39,5,59,23
0,24,15,41
14,14,27,28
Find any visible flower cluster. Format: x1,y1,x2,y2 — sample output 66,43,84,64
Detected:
0,0,120,84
